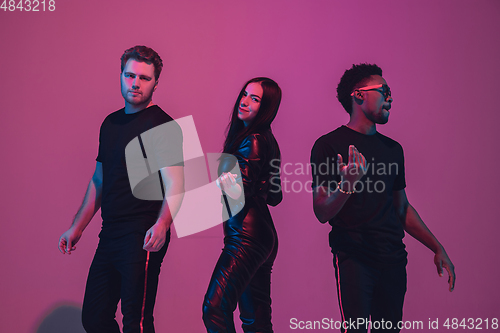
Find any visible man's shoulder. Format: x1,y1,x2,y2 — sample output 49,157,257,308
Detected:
314,126,346,145
148,105,170,116
375,131,403,150
103,105,173,120
102,108,125,121
146,105,174,123
98,109,123,130
310,127,347,159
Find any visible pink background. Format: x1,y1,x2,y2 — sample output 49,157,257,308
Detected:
1,0,499,332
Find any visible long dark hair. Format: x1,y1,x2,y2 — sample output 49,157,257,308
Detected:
223,77,282,154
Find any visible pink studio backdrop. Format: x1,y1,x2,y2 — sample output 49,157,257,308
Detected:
1,1,499,332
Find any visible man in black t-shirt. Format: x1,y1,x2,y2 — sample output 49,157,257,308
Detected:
58,46,184,333
310,64,455,332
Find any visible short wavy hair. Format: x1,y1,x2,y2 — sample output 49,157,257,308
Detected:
337,63,382,114
120,45,163,81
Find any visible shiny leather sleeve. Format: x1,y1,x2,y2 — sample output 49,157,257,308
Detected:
236,134,265,198
266,173,282,207
225,132,282,204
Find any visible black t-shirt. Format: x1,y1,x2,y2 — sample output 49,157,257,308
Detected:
310,126,407,266
96,105,183,238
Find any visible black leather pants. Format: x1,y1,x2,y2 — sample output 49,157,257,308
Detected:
203,197,278,333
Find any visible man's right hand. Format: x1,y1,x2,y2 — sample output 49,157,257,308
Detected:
337,145,367,191
58,227,83,254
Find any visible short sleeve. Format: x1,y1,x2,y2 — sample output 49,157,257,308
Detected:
392,144,406,191
310,138,340,190
96,121,105,162
151,120,184,168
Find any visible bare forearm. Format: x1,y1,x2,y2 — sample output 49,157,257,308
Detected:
157,190,184,228
404,204,444,254
71,178,102,232
156,167,185,228
401,202,455,291
313,187,351,223
313,148,367,223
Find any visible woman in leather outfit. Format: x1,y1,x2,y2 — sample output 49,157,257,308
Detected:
202,77,283,333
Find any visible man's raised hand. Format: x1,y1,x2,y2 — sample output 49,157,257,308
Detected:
337,145,367,191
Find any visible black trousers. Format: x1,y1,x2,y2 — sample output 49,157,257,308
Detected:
333,252,407,333
82,230,169,333
203,198,278,333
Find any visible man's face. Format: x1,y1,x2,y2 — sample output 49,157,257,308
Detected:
120,59,157,107
356,75,393,124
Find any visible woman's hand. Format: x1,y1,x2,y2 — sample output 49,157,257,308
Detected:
216,172,242,200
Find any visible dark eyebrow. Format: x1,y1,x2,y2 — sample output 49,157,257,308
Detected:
243,89,262,99
248,93,262,99
124,72,152,80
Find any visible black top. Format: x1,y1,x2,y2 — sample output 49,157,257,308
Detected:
310,126,407,266
220,130,282,241
220,130,282,204
96,105,183,238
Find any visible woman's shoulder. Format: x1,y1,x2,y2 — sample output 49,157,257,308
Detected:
239,131,270,151
239,130,279,158
244,130,275,145
238,133,263,156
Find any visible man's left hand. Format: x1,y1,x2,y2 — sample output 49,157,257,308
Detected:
143,222,169,252
434,249,456,292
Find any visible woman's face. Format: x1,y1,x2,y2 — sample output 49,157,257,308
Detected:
238,82,263,126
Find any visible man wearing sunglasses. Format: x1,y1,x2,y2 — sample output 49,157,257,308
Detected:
310,64,455,332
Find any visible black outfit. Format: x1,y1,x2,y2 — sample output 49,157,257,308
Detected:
203,130,282,333
82,105,183,333
310,126,407,333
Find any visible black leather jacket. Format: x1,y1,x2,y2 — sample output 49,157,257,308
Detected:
220,130,282,207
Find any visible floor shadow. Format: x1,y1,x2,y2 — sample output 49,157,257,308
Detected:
34,303,85,333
